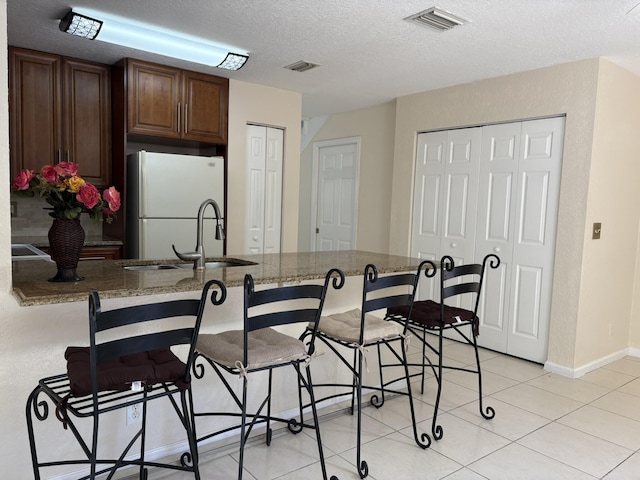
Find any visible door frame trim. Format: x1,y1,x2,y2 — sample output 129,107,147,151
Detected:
310,136,361,251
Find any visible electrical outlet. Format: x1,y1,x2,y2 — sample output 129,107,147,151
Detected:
127,404,142,424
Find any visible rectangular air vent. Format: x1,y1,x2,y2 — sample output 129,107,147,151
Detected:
285,60,320,72
405,7,466,31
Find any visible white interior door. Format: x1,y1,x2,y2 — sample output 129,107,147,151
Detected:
263,128,283,253
475,117,564,362
245,125,283,254
440,128,483,275
412,127,481,303
506,117,564,361
475,122,521,352
311,138,359,251
411,117,564,363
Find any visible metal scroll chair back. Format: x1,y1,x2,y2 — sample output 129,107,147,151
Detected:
191,269,344,480
399,254,500,441
26,279,226,480
306,261,435,478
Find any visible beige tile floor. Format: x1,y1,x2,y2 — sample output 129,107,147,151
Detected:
151,341,640,480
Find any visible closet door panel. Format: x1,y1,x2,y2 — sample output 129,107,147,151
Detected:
475,123,520,350
507,117,564,362
439,127,482,274
412,131,447,259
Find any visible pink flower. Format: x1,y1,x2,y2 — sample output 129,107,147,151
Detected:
12,169,35,190
102,186,121,213
76,183,101,210
41,165,59,183
55,162,79,177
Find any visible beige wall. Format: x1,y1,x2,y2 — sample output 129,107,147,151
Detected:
298,101,397,253
390,58,640,370
576,61,640,365
227,80,302,254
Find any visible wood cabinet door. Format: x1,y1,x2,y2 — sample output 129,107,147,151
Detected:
127,59,181,138
183,71,228,144
62,58,112,188
9,48,62,175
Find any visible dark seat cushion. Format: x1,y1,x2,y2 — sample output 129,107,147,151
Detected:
387,300,479,336
65,347,188,397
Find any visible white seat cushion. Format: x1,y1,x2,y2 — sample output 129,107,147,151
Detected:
317,308,404,345
197,328,308,371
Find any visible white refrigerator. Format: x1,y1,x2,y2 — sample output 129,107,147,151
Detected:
126,151,225,260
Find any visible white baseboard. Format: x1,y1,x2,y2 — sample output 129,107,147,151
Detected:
545,347,637,378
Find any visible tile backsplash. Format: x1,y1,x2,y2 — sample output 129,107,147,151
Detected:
10,195,103,237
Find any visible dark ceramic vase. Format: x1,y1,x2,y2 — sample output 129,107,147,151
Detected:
47,219,85,282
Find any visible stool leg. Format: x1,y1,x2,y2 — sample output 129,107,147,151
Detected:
266,369,273,445
431,330,444,440
26,386,45,480
182,388,201,479
402,341,431,450
472,333,495,421
238,375,249,480
299,363,335,480
355,347,368,478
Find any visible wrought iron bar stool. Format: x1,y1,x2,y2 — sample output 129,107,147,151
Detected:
25,279,226,480
190,269,344,480
299,262,434,478
387,254,500,440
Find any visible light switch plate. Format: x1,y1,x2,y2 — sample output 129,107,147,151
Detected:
592,222,601,240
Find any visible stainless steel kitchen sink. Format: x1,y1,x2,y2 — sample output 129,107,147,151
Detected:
123,264,181,271
123,258,257,271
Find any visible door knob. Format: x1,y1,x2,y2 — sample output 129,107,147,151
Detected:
253,236,259,242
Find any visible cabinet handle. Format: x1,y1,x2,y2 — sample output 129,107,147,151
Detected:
494,247,501,253
450,242,457,248
56,149,61,164
65,150,70,162
184,104,188,134
177,103,181,133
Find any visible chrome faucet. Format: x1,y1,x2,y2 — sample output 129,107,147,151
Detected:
172,199,225,270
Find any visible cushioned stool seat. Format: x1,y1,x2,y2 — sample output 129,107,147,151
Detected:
317,308,404,345
196,329,307,371
65,347,188,396
388,299,479,336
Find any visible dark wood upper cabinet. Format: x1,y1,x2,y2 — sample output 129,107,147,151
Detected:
9,47,112,188
125,59,228,144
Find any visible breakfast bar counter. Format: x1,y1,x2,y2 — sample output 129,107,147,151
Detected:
11,250,424,306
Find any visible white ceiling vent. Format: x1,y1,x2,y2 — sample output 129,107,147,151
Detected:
285,60,320,72
405,7,466,32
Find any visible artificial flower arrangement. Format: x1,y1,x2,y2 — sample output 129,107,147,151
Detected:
12,162,121,223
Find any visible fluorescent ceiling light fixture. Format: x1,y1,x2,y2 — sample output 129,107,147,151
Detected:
59,8,249,70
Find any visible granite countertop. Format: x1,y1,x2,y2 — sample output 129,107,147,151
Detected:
11,250,425,307
11,235,123,248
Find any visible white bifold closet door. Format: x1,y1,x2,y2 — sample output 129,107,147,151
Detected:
245,125,283,254
411,117,565,363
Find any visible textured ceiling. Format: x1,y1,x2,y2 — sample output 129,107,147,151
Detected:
7,0,640,117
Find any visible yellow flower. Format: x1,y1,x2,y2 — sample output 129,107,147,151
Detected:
66,176,86,193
